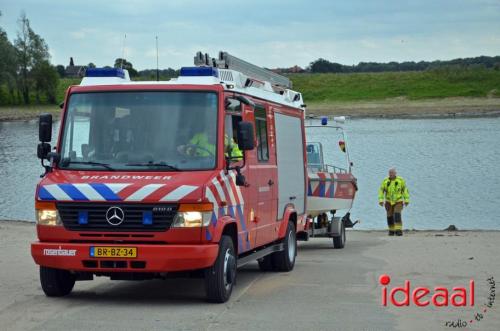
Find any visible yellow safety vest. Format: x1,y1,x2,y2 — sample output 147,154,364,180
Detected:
378,176,410,205
224,135,243,159
188,133,215,157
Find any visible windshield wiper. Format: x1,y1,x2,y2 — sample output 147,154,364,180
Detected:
64,161,115,171
125,162,179,171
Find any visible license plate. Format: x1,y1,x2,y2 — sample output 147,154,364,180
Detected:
90,246,137,258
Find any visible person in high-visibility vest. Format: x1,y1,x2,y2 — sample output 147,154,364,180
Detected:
178,131,242,159
378,167,410,236
177,132,216,157
224,134,243,160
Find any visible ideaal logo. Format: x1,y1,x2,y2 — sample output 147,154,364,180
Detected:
379,274,496,328
379,274,474,307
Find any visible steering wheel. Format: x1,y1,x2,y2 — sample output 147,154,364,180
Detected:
183,144,215,157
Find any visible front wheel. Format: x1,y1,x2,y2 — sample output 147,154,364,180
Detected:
205,235,236,303
272,222,297,271
40,266,75,297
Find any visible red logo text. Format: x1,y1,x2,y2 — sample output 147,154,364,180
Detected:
379,274,474,307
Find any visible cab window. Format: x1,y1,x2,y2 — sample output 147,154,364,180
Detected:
255,106,269,162
225,97,243,161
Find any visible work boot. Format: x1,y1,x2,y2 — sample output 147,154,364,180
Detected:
388,231,395,236
395,230,403,236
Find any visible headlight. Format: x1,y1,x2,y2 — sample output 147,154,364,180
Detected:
36,209,61,226
172,211,212,228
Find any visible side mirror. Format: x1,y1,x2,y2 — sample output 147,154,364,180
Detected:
235,95,255,107
237,121,255,151
37,143,51,159
39,113,53,143
235,172,246,186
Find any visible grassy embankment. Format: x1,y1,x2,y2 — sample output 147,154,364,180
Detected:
0,78,79,121
290,67,500,116
1,68,500,120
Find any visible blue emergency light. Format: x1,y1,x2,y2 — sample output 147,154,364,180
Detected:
85,67,125,78
78,211,88,225
321,116,328,125
180,66,219,77
142,211,153,225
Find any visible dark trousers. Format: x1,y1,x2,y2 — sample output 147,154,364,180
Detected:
385,202,403,233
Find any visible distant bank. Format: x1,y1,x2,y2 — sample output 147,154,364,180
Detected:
306,97,500,118
2,98,500,122
1,67,499,121
290,68,500,102
295,67,500,117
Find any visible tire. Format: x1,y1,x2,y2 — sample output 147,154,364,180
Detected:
333,221,346,249
257,255,274,271
272,222,297,272
39,266,76,297
205,235,237,303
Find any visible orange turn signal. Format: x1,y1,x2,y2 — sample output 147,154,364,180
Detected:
178,203,213,212
35,201,56,210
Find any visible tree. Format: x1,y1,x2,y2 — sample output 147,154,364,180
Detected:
114,58,138,77
32,60,59,103
309,58,343,73
87,62,96,68
14,12,51,104
55,64,65,77
0,11,19,104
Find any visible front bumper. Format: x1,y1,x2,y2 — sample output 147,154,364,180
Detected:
31,242,219,273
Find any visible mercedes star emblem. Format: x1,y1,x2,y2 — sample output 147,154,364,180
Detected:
105,206,125,226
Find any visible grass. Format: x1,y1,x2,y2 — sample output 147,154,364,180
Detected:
55,78,81,103
289,67,500,103
8,68,500,105
56,68,500,104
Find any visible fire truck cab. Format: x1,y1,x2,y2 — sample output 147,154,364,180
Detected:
32,52,308,302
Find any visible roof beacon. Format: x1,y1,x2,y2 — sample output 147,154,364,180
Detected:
80,68,130,86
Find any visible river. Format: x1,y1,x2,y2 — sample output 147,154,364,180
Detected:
1,117,499,229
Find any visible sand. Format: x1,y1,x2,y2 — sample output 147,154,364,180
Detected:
0,220,498,330
307,97,500,118
2,97,500,122
0,106,60,122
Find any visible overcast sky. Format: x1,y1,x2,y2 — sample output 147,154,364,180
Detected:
1,0,499,70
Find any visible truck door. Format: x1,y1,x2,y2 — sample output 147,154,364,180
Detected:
253,105,278,247
224,98,257,251
274,112,306,221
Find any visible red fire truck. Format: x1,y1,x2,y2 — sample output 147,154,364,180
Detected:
31,52,308,302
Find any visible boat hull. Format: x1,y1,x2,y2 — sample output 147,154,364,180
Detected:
306,172,357,217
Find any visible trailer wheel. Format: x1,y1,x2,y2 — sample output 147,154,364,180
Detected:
205,235,236,303
272,222,296,271
333,221,346,249
40,266,75,297
257,255,274,271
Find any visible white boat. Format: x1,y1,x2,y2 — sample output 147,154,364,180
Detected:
299,117,358,248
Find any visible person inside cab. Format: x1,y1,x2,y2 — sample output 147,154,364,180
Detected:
225,133,242,160
178,130,243,160
177,126,216,157
224,114,243,161
177,113,244,161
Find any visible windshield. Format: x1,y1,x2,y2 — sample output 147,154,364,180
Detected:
59,91,218,171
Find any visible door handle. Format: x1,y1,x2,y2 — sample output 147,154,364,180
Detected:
268,179,274,186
